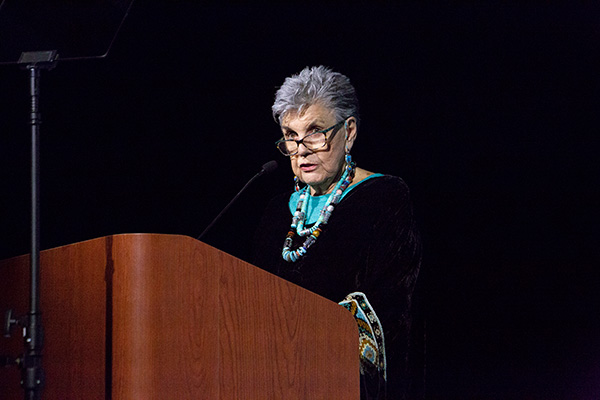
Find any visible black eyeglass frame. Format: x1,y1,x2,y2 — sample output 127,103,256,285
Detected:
275,119,347,156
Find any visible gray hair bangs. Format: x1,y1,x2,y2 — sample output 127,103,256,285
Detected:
272,66,360,126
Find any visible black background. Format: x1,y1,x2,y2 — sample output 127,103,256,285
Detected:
1,2,599,398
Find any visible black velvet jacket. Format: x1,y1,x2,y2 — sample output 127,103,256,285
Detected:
252,175,422,400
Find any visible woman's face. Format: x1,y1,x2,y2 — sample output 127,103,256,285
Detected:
280,103,356,195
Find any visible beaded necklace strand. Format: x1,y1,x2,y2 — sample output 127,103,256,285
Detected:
282,160,356,262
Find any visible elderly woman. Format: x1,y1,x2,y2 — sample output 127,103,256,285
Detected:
253,66,421,400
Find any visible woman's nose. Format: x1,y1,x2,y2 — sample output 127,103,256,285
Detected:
296,141,311,156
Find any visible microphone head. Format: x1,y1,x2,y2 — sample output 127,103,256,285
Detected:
261,160,278,175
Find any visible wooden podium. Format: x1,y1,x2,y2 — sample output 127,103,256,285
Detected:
0,234,359,399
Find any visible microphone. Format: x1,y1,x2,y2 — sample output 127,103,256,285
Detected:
197,160,278,241
260,160,278,175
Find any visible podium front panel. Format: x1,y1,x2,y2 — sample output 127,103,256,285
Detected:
0,234,359,399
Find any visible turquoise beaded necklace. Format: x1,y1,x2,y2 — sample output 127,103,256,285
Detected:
282,159,356,262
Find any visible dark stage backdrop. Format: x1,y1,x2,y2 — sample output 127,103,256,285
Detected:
0,3,598,399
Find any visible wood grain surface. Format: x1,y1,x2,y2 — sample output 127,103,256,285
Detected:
1,234,359,399
0,237,107,399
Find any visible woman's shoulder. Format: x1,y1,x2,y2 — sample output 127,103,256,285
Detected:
264,189,293,211
337,174,413,218
354,173,411,197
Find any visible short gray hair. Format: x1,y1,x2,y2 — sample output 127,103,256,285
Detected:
272,66,360,126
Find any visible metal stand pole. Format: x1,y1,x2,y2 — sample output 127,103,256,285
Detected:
17,50,58,400
22,63,44,400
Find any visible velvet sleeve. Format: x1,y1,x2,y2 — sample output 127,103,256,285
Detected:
353,179,422,399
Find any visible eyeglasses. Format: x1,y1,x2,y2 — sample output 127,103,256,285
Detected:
275,120,346,156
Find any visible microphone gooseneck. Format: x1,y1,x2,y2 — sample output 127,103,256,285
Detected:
197,160,278,241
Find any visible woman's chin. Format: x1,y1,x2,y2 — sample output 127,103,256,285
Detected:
301,174,324,188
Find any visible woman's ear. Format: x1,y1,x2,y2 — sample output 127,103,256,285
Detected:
345,117,358,152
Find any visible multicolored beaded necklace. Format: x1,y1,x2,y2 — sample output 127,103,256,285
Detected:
281,158,356,262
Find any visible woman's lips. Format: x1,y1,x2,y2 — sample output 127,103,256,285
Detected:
299,163,317,172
